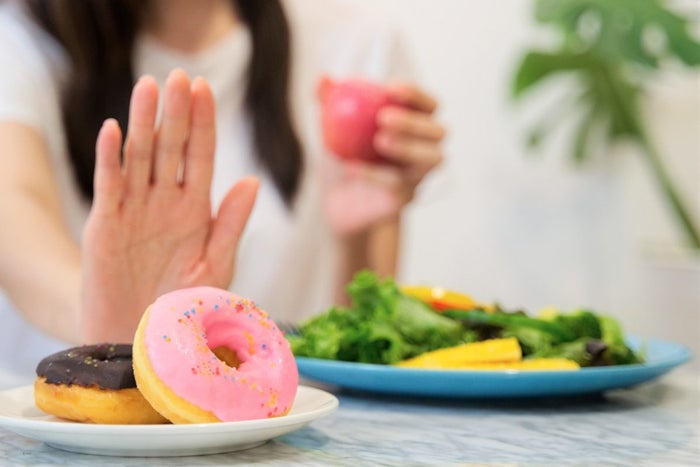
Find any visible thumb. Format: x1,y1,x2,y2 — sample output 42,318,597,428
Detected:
205,176,259,275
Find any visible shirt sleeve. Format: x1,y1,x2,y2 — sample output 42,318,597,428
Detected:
0,6,55,133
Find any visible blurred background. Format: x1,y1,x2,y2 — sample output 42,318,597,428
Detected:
360,0,699,361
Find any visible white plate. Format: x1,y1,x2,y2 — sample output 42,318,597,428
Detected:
0,385,338,457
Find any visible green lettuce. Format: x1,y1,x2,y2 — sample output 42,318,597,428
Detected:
444,307,643,366
289,271,472,364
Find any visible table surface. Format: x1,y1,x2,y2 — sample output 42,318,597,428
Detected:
1,369,698,466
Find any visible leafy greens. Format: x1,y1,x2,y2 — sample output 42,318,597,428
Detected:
288,271,472,364
289,270,643,367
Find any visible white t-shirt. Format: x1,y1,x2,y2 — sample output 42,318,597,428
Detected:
0,0,413,385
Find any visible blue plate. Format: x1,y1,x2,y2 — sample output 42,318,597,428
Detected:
295,338,692,398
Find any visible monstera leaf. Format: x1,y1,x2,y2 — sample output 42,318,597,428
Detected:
535,0,700,66
512,0,700,249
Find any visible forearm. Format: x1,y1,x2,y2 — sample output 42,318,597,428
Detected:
330,77,443,305
0,123,83,344
0,192,82,344
333,215,401,305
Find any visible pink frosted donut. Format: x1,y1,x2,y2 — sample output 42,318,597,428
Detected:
133,286,298,423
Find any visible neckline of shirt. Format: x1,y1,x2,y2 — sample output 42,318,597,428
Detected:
134,26,251,107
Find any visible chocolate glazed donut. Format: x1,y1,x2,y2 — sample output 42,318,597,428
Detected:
36,344,136,389
34,344,168,424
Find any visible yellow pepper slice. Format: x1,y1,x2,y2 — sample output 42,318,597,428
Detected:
395,338,522,369
401,285,483,311
452,358,580,371
396,338,580,371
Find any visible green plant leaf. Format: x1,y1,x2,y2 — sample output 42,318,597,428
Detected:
512,51,592,98
513,0,700,248
657,13,700,65
526,127,544,150
572,104,598,163
535,0,700,67
589,66,642,140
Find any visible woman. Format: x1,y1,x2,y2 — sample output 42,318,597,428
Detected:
0,0,444,381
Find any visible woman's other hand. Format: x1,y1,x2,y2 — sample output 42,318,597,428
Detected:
324,82,445,236
82,70,258,342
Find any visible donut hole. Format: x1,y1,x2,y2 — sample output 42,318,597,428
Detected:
211,346,242,369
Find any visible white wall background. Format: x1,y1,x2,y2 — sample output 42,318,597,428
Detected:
355,0,700,357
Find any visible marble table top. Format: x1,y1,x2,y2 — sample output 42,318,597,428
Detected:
1,370,698,466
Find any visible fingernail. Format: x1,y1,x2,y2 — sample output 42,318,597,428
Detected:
169,68,188,80
191,76,207,89
102,118,117,128
137,74,152,82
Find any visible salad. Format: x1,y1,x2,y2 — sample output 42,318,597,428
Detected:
288,271,643,369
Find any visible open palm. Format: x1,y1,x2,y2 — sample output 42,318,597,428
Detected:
81,70,258,343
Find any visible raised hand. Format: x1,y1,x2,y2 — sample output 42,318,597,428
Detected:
81,69,258,342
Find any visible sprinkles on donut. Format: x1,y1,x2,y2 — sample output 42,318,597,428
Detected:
132,286,299,423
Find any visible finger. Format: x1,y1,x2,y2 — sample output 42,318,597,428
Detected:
183,77,216,194
123,75,159,198
206,176,259,272
377,107,446,141
93,119,124,216
374,131,444,169
386,82,438,113
154,69,191,187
